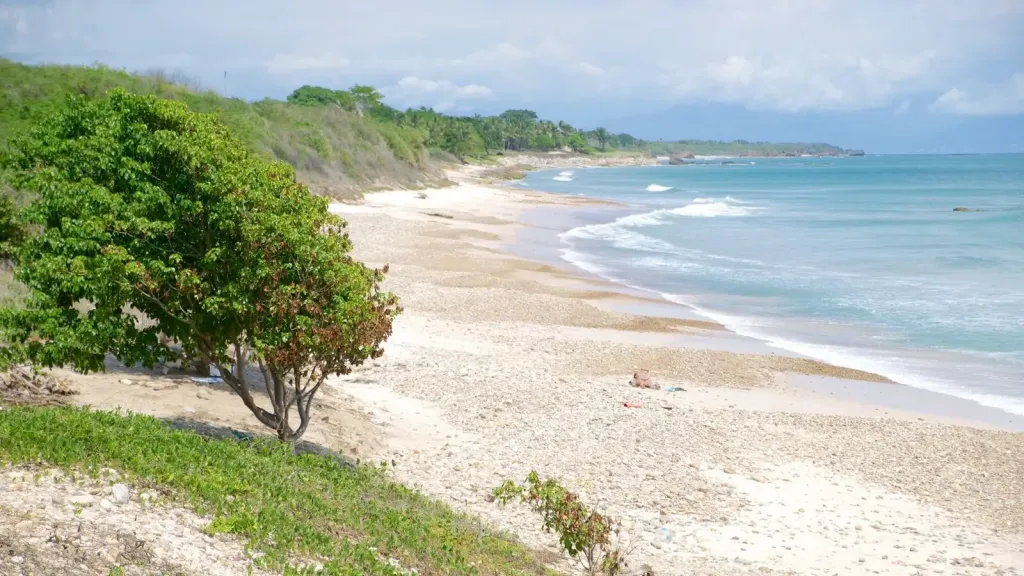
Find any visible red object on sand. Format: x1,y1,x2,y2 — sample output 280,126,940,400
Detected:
623,402,641,408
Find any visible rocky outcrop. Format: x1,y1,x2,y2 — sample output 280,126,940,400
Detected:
953,207,984,212
668,152,695,165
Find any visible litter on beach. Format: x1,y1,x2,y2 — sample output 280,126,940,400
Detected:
190,377,223,384
623,402,641,408
665,386,686,392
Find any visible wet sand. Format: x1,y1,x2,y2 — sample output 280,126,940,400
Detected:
327,167,1024,575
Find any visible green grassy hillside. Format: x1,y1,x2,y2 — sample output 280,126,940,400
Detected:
0,405,552,575
0,60,441,198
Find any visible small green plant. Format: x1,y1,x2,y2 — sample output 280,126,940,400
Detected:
494,471,625,576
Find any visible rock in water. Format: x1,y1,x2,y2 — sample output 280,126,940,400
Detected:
953,207,970,212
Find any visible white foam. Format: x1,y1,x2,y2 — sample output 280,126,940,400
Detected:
559,170,575,176
671,201,760,217
659,293,1024,417
560,222,675,253
559,248,611,277
553,176,573,182
646,184,673,192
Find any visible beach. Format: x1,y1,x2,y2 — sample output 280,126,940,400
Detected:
329,164,1024,576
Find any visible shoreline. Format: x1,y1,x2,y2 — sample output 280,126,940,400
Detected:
329,166,1022,575
512,162,1024,430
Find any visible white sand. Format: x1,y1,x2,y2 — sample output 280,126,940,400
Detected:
23,166,1021,576
329,171,1024,576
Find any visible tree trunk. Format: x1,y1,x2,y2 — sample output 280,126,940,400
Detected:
195,358,210,377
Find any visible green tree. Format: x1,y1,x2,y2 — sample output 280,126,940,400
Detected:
0,90,400,442
442,121,474,162
594,127,610,151
350,85,384,115
530,133,557,151
567,133,587,153
286,85,356,111
479,117,505,154
0,193,25,261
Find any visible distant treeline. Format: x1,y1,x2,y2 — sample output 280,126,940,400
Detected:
286,84,850,159
0,59,853,199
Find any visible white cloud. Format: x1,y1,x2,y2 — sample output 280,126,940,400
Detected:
265,54,349,74
396,76,493,99
661,50,940,111
894,98,911,115
3,0,1023,114
451,43,530,69
0,6,28,34
392,76,494,109
929,73,1024,115
579,62,606,77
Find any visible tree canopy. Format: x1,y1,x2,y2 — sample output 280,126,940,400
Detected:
280,80,848,161
0,89,400,441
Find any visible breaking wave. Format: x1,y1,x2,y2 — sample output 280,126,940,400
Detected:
646,184,673,192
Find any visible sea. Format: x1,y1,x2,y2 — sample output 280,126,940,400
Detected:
523,155,1024,416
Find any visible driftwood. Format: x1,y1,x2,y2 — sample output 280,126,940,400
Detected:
0,365,77,405
629,369,659,390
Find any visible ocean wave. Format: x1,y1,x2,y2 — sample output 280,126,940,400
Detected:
552,175,573,182
646,184,673,192
559,170,574,176
658,293,1024,417
560,220,675,253
672,197,761,217
559,198,762,254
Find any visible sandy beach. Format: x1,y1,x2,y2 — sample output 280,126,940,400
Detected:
326,166,1023,576
33,163,1023,576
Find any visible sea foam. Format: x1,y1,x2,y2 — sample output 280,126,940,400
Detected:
553,175,573,182
646,184,673,192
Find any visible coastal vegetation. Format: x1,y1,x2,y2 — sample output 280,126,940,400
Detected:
0,404,550,575
495,473,625,575
0,77,562,576
1,59,852,203
0,89,400,443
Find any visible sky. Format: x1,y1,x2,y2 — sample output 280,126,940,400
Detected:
1,0,1023,153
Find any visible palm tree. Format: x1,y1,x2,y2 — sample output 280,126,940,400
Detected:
594,127,610,151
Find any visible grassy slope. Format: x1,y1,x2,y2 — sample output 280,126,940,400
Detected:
0,405,551,576
0,59,439,198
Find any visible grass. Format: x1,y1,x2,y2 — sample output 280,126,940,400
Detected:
0,404,553,576
0,60,437,198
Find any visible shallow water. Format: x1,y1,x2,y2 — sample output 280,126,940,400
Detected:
525,155,1024,416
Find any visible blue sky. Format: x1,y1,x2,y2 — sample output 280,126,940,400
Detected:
2,0,1023,152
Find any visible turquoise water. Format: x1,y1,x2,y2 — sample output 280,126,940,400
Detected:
525,155,1024,415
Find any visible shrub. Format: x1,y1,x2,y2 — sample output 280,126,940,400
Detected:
494,471,625,575
0,89,400,442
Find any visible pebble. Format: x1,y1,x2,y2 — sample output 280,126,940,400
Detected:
68,494,97,506
0,466,271,575
111,483,132,505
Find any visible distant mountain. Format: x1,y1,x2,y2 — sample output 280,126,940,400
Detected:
602,103,1024,155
